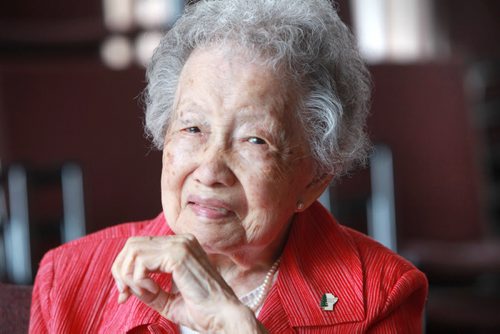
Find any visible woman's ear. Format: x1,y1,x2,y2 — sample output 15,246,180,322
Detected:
296,174,333,212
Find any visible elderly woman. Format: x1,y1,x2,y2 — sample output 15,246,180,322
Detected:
30,0,427,332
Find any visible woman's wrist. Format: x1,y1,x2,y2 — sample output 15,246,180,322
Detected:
218,301,268,334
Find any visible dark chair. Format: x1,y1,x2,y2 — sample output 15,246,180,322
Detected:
0,283,32,334
0,163,86,284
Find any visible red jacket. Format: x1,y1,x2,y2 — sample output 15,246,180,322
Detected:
30,202,427,333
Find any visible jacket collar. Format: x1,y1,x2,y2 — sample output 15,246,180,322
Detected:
262,201,365,328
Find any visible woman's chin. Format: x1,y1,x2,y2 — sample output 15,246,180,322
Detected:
193,230,244,255
168,211,247,254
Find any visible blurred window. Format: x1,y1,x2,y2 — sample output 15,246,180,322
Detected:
101,0,184,69
350,0,447,63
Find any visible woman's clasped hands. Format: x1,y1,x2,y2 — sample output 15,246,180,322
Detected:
111,234,267,333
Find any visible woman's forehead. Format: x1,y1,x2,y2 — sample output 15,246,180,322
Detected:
175,47,296,120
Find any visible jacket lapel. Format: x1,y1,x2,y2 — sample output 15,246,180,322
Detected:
259,202,365,329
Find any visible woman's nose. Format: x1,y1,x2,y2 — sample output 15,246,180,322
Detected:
193,145,236,187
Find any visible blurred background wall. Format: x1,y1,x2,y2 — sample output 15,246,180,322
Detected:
1,0,500,332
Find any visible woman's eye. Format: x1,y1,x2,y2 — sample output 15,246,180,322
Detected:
183,126,201,133
248,137,266,145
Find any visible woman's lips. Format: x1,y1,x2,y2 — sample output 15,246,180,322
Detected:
187,196,235,220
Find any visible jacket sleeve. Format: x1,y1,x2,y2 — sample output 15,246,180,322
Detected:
29,251,54,334
367,268,428,333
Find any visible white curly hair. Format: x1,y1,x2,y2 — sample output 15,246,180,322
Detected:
144,0,371,177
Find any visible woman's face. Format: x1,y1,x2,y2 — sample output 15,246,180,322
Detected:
161,47,322,260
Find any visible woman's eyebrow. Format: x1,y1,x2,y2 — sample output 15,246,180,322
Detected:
237,116,279,136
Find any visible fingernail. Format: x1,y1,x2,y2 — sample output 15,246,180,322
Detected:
130,286,143,296
118,292,128,304
139,279,160,294
116,281,124,293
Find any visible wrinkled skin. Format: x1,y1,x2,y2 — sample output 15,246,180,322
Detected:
112,46,331,333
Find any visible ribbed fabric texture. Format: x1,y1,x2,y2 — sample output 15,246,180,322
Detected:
30,202,427,333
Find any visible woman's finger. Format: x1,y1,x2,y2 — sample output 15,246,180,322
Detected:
112,245,132,303
117,290,131,304
111,233,242,330
133,285,181,320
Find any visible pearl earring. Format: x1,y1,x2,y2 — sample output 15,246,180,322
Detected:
297,201,304,211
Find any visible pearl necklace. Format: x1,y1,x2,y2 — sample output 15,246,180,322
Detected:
244,258,281,311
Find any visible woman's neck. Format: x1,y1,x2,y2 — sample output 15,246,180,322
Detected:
204,214,293,296
207,228,289,297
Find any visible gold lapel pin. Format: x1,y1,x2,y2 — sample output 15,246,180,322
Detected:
320,293,339,311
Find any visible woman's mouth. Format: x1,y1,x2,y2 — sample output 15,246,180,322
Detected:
187,196,235,220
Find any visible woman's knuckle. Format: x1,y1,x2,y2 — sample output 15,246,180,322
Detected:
178,244,190,259
179,234,198,250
